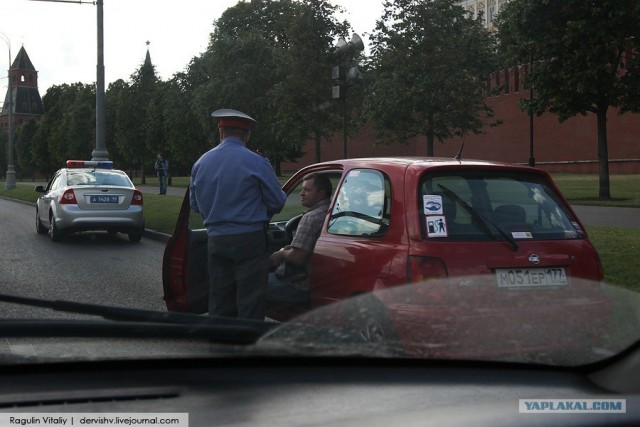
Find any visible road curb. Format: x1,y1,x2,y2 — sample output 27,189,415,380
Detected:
144,229,171,243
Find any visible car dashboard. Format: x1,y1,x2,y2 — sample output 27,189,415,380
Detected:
1,350,639,427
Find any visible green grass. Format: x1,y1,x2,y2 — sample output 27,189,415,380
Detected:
1,184,41,203
587,226,640,291
2,173,639,290
551,173,640,207
139,193,184,234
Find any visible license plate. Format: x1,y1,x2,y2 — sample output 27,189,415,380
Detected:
495,268,567,288
89,195,119,204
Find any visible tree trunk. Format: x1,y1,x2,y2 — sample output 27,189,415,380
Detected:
596,107,610,200
426,114,435,156
315,131,322,163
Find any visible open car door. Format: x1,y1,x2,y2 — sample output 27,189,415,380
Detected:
162,188,303,315
162,168,343,317
162,188,209,313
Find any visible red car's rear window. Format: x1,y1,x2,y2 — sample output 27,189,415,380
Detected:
419,170,583,241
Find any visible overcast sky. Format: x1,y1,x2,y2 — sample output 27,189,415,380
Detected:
0,0,383,104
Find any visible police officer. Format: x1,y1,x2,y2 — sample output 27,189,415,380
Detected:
190,109,286,320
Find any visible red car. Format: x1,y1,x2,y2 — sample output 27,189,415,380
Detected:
163,157,611,361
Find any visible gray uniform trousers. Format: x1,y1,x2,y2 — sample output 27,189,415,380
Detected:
207,229,268,320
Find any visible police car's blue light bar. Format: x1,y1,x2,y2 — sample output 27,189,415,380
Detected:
66,160,113,169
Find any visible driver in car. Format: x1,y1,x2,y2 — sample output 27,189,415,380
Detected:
268,173,332,308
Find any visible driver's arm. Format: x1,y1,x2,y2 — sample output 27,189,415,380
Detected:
269,246,309,267
270,207,323,268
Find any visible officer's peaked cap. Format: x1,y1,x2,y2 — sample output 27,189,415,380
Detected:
211,108,257,130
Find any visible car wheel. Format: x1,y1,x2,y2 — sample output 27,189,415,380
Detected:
35,208,48,234
49,212,62,242
349,295,404,356
128,229,142,242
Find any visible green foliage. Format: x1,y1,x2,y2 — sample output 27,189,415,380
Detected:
496,0,640,199
125,53,162,177
112,80,143,169
29,83,96,174
268,0,349,163
104,79,129,168
497,0,640,119
192,0,348,165
14,119,38,179
8,0,505,177
365,0,500,155
161,76,209,175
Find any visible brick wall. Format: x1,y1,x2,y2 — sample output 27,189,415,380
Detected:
282,66,640,174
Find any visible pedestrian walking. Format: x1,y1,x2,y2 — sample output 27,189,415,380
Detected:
154,153,169,195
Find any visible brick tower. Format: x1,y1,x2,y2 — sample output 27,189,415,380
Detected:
1,46,44,133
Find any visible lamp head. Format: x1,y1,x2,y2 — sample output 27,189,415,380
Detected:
350,33,364,52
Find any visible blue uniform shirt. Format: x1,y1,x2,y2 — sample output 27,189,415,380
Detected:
190,137,286,236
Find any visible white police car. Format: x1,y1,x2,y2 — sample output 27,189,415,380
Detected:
35,160,145,242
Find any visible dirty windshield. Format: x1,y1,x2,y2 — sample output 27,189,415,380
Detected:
0,0,638,376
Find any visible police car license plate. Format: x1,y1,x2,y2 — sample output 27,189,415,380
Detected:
495,268,567,288
90,195,119,204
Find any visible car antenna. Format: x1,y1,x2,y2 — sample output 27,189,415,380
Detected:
454,134,466,161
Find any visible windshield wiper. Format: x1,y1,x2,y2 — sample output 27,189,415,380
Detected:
437,184,519,251
0,293,276,344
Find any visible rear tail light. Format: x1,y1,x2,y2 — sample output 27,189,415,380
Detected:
407,256,448,304
131,190,143,205
59,189,77,205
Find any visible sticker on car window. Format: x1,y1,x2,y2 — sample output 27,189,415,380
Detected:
423,194,443,215
511,231,533,239
426,215,448,237
571,221,586,237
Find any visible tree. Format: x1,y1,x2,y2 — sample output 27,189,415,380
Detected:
191,0,349,170
60,85,96,160
269,0,349,164
162,70,211,176
496,0,640,199
104,79,129,167
14,119,39,180
112,79,141,174
30,86,61,177
366,0,500,156
113,50,163,182
31,83,95,173
197,30,277,154
192,0,303,166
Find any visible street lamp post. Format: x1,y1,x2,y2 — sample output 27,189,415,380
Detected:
30,0,108,160
1,33,16,190
92,0,108,160
332,34,364,159
528,52,535,167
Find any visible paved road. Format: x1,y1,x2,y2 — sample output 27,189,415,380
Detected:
571,205,640,230
0,197,168,316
